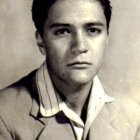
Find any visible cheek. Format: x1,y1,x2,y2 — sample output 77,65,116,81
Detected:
45,42,69,68
91,39,107,63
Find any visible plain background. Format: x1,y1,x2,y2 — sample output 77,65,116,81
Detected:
0,0,140,102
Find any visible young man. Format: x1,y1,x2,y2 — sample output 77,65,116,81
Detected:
0,0,140,139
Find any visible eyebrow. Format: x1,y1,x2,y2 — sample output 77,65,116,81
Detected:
49,23,71,28
49,21,105,28
85,22,105,27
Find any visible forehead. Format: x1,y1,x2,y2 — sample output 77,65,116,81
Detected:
46,0,106,25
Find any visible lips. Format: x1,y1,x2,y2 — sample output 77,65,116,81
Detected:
67,62,92,69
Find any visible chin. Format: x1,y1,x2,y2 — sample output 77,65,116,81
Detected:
68,72,96,85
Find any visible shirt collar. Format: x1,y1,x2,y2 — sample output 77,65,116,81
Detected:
35,62,115,118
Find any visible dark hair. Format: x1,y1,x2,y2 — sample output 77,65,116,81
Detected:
97,0,112,33
32,0,112,37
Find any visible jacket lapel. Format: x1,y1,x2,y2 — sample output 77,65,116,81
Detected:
88,103,122,140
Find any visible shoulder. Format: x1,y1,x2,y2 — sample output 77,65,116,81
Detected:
113,93,140,118
103,84,140,117
0,70,37,119
102,86,140,138
105,87,140,127
102,83,140,123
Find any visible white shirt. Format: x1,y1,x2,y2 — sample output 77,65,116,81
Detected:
36,62,115,140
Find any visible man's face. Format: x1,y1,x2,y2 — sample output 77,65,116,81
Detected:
41,0,108,85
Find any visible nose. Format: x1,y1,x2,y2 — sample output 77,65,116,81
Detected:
71,31,88,55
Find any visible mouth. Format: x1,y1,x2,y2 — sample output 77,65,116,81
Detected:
67,62,92,69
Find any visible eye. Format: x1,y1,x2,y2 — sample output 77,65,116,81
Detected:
86,27,102,36
54,28,71,37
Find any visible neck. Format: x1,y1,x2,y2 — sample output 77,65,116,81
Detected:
63,84,92,116
49,72,93,116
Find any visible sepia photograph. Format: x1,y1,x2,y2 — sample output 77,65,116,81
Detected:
0,0,140,139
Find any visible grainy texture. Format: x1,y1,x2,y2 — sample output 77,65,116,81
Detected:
0,0,139,102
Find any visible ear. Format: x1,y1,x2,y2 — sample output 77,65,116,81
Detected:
35,31,46,55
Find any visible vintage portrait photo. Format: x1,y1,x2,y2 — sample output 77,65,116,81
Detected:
0,0,140,139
